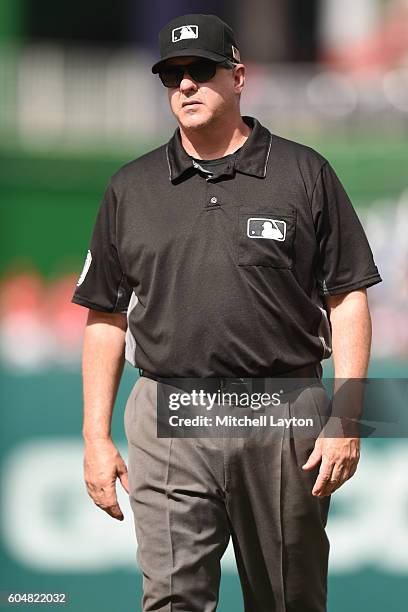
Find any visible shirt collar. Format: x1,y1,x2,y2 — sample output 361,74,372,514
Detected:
166,116,273,183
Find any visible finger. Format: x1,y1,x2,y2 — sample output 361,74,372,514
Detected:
302,446,322,470
312,456,334,496
337,460,357,487
329,462,346,485
329,453,360,491
117,461,129,493
119,470,129,494
348,461,359,479
88,483,119,509
103,504,124,521
323,457,358,495
94,499,124,521
321,463,347,496
85,481,114,499
106,503,124,521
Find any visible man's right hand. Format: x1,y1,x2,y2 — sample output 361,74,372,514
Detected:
83,437,129,521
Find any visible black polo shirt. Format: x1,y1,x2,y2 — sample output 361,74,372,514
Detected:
71,116,382,377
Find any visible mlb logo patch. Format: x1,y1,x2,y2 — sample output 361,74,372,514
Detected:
172,25,199,42
247,218,286,241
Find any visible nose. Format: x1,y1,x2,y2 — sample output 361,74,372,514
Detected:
179,69,198,94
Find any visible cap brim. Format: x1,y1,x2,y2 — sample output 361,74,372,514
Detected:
151,49,230,73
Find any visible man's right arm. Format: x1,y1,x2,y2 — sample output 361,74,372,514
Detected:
82,309,130,521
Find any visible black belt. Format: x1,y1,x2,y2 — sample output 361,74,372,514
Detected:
138,364,322,397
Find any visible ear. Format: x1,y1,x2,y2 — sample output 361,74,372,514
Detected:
233,63,246,94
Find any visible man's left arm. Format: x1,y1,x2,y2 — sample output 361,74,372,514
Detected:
302,288,372,497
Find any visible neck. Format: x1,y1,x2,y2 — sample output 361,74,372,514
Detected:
179,113,251,160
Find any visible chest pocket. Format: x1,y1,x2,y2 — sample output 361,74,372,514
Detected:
237,206,296,269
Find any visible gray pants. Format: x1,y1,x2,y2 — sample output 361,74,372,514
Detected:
124,376,331,612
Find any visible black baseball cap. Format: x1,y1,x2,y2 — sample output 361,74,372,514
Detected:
151,14,241,74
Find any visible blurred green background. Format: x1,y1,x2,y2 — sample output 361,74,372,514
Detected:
1,1,408,611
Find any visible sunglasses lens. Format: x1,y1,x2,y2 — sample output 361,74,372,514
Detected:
159,60,218,87
159,67,183,88
188,60,217,83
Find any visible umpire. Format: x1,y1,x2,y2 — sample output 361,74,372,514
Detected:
71,13,382,612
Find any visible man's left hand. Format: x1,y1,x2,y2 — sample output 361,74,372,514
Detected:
302,435,360,497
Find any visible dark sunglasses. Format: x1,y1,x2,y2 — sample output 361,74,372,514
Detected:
158,59,234,88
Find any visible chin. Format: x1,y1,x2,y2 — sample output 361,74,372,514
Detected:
177,107,213,130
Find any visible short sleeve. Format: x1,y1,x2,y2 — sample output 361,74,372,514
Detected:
71,182,132,313
312,162,382,296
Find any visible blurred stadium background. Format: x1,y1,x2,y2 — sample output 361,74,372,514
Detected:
1,0,408,610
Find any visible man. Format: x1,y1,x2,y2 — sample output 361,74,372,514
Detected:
71,13,382,612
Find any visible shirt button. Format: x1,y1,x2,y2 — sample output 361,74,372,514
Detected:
210,196,218,204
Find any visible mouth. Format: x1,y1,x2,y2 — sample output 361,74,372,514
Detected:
182,101,202,108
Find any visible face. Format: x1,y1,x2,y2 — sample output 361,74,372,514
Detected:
163,56,246,131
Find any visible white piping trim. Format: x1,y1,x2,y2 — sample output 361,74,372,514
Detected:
317,305,332,360
262,134,273,178
165,143,172,181
125,291,139,367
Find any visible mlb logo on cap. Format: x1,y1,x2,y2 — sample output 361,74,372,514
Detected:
172,25,199,42
247,218,287,241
